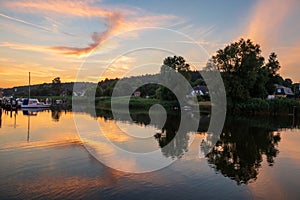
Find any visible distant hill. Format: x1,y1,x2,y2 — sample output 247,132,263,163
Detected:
2,70,204,97
2,82,96,97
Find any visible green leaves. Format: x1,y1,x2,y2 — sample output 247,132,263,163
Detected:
212,38,285,107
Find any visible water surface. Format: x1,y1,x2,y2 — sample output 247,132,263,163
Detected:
0,109,300,199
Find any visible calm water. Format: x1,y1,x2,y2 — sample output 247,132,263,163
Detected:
1,108,300,199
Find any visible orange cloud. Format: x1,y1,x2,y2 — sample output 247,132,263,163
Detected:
276,45,300,81
50,12,127,56
242,0,300,81
2,0,179,57
245,0,295,48
2,1,116,18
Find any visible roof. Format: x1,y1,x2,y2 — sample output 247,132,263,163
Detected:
193,85,208,93
275,85,294,96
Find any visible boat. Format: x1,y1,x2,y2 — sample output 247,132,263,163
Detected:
21,72,51,109
21,98,51,108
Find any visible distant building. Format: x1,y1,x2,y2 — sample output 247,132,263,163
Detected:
133,91,141,97
274,84,294,98
191,85,209,96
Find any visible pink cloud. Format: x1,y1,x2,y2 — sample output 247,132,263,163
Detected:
2,0,180,56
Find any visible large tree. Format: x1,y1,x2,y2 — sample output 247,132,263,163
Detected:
265,52,283,94
52,77,61,96
212,38,266,105
158,55,191,101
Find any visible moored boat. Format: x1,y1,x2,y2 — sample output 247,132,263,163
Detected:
21,98,51,108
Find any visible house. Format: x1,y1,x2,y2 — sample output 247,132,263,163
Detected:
133,91,141,97
274,84,294,98
191,85,209,96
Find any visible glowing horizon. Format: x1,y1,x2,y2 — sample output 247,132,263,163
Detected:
1,0,300,88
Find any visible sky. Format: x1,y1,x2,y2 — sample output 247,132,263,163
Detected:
0,0,299,88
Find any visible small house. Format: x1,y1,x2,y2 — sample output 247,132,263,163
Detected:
133,91,141,97
275,84,294,98
191,85,209,96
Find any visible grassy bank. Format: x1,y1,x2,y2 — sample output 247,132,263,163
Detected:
95,96,179,111
24,95,300,116
233,98,300,115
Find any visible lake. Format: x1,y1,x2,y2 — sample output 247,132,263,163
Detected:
0,108,300,199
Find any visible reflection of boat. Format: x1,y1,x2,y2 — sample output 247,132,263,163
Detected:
183,105,192,111
21,98,51,109
22,107,48,116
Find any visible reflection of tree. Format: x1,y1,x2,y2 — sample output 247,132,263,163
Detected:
155,113,199,159
51,110,62,122
206,117,281,184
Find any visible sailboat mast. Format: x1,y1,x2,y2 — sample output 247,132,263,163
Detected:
28,72,31,99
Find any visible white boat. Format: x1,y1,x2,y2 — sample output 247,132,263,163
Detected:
21,72,51,109
21,98,51,108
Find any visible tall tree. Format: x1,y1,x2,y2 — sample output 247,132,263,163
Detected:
266,52,280,75
52,77,61,96
158,56,191,101
283,78,293,88
212,38,265,105
265,52,283,94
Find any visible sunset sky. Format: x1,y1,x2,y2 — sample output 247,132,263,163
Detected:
0,0,299,88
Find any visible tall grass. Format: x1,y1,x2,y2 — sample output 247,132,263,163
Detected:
234,98,300,115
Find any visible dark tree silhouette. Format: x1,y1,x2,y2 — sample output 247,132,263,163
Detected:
206,116,281,184
52,77,62,96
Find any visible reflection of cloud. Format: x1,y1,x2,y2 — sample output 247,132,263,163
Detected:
0,138,82,151
11,175,120,199
2,0,180,56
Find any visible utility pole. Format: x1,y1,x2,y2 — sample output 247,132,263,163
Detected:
29,72,31,99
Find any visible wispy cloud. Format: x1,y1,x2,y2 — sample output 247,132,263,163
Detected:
244,0,297,48
1,0,180,56
0,42,56,53
241,0,300,81
0,57,15,63
0,12,53,32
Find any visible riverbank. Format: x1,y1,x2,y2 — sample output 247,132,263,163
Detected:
7,95,300,116
232,98,300,115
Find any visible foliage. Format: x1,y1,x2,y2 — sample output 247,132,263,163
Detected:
52,77,61,96
211,38,288,109
95,96,178,111
207,115,281,184
283,78,293,88
212,38,265,104
265,52,283,94
235,98,300,114
158,55,191,101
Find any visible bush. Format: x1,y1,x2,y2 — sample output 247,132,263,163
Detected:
235,98,300,114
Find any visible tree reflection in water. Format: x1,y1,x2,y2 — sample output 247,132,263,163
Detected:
206,116,284,184
155,114,188,159
91,107,299,184
94,108,201,159
51,110,62,122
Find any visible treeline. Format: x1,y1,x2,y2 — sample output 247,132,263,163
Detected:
210,38,299,112
3,77,95,97
85,63,205,99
